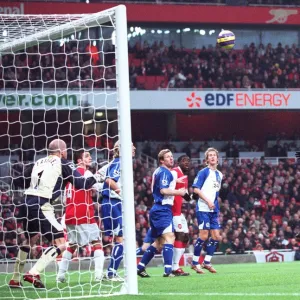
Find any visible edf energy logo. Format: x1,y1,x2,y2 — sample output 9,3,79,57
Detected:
186,92,290,108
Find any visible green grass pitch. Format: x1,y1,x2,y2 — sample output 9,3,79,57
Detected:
1,262,300,300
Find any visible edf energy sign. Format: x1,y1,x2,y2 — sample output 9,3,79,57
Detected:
203,92,290,107
185,91,292,109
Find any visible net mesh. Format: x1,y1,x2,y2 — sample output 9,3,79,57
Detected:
0,15,82,42
0,9,127,299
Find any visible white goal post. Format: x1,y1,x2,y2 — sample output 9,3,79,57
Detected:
0,4,137,296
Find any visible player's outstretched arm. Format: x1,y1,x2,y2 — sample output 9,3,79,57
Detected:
61,160,98,189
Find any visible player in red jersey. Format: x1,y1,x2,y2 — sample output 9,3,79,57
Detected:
171,155,191,276
56,149,105,282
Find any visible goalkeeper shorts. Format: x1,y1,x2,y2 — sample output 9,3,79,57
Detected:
23,197,64,242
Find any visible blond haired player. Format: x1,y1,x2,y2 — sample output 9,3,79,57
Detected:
191,148,223,274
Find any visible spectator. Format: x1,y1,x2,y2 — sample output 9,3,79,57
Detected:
231,238,245,254
219,237,232,254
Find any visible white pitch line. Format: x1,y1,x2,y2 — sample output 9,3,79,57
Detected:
141,292,300,297
29,292,300,300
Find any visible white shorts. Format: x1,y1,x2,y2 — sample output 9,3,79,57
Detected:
66,223,100,246
173,214,188,233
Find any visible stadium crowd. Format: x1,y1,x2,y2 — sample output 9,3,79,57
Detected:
1,41,300,91
1,145,300,260
129,41,300,90
133,155,300,254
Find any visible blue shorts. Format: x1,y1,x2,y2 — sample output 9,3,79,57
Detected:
144,228,155,244
150,204,174,239
196,211,221,230
101,198,122,237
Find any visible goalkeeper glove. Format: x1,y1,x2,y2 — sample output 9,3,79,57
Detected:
183,193,191,202
192,192,199,201
94,170,106,183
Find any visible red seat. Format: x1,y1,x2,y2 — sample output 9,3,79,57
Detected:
144,76,156,90
131,58,141,67
136,76,146,89
155,76,166,88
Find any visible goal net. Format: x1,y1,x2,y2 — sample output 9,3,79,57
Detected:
0,5,137,299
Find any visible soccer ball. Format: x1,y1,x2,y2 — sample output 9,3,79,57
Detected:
217,30,235,50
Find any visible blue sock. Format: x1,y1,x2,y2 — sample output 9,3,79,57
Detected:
204,238,219,264
163,244,173,275
107,243,123,277
192,238,205,265
137,245,157,271
136,247,143,255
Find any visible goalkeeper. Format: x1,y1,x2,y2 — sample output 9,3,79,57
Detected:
9,139,103,289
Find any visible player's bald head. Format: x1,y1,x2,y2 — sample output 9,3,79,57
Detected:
48,139,67,155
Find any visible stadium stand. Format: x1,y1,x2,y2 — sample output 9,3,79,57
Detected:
1,42,299,91
129,42,300,90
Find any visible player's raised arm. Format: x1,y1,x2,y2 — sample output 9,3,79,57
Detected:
105,177,121,195
61,159,99,190
103,156,122,199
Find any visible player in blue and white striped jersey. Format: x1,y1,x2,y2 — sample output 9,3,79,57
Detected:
100,141,136,281
191,147,223,274
137,149,187,278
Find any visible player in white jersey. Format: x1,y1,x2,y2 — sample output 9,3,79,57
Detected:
9,139,103,289
191,147,223,274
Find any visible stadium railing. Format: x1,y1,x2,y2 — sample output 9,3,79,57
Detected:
139,152,158,168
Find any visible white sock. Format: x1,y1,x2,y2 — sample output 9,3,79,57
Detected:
29,246,59,276
204,255,212,263
94,249,105,279
172,248,185,271
11,248,28,281
57,249,73,278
